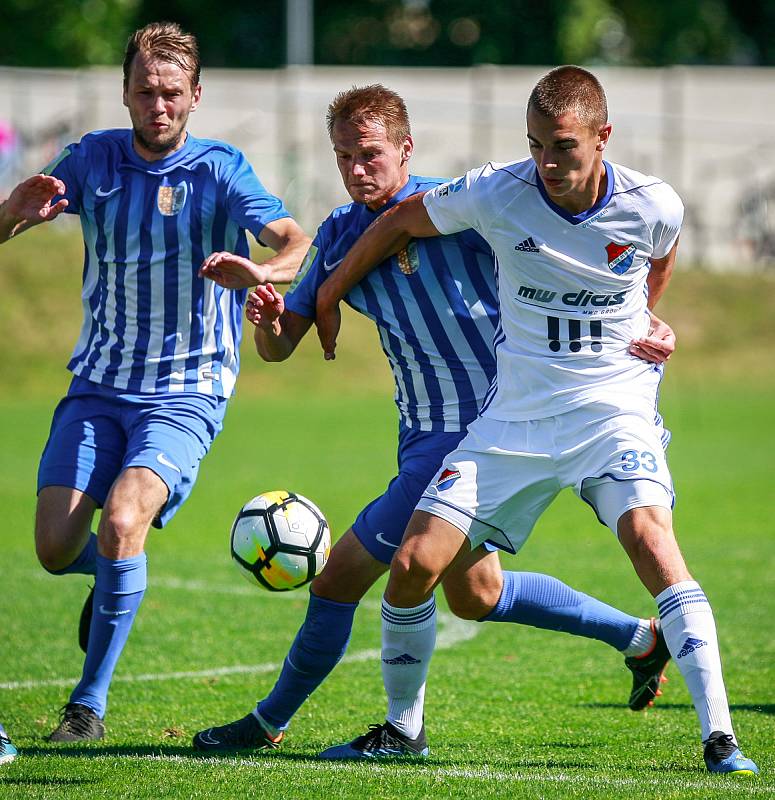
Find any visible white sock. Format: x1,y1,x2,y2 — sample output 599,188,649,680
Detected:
657,581,734,741
381,595,436,739
622,618,656,657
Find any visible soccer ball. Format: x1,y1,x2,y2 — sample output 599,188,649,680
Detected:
230,491,331,592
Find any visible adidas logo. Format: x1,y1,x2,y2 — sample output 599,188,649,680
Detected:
381,652,421,665
676,636,707,659
514,237,540,253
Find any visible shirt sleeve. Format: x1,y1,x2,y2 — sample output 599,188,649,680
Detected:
225,151,293,244
283,228,325,319
649,183,684,259
41,142,85,215
423,165,490,238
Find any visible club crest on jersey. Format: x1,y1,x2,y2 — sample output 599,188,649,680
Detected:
397,241,420,275
606,242,636,275
157,179,188,216
436,468,461,490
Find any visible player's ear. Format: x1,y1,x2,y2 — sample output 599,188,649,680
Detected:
401,135,414,164
122,86,129,109
597,122,612,151
190,84,202,112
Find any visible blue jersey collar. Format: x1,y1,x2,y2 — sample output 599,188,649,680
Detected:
122,129,198,172
536,161,614,224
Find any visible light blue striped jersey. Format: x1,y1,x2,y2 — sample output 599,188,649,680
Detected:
285,176,498,432
44,129,291,397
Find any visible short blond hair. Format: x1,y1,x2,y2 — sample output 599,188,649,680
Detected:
326,85,411,147
123,22,200,89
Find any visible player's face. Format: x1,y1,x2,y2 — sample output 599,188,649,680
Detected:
526,108,611,212
332,119,413,210
123,54,201,162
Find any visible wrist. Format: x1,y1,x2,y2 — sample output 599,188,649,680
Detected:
317,282,338,312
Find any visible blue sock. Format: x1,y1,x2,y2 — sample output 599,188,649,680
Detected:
47,533,98,576
257,591,357,731
70,552,147,718
481,571,638,651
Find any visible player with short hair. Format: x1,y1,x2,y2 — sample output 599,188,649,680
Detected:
0,21,310,742
314,68,758,776
192,83,676,754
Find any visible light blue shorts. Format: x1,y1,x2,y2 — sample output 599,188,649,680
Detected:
38,375,227,528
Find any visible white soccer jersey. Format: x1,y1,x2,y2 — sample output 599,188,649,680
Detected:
423,159,683,421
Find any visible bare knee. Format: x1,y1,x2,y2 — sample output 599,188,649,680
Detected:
35,489,95,572
385,548,438,606
99,506,149,557
35,528,73,573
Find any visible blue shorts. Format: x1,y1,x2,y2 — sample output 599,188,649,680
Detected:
352,423,469,564
38,376,227,528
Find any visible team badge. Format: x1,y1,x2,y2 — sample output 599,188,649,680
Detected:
397,241,420,275
436,467,461,491
157,179,188,216
605,242,636,275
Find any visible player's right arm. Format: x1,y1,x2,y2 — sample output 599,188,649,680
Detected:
248,283,313,362
315,192,440,359
0,175,69,244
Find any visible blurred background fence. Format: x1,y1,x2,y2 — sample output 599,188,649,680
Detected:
1,64,774,269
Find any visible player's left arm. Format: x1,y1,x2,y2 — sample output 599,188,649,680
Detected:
629,239,679,364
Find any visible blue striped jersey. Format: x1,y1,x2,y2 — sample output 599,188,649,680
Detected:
285,176,498,432
44,129,291,397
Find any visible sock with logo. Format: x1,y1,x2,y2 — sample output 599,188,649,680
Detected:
257,591,358,731
69,552,147,718
46,533,98,576
481,571,647,652
381,595,436,739
657,580,733,741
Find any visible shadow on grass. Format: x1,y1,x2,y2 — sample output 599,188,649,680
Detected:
11,744,707,776
584,702,775,715
10,743,591,771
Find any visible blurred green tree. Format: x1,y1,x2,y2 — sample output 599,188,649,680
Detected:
0,0,772,67
1,0,140,66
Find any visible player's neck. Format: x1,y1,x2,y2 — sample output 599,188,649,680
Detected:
551,161,607,216
365,173,411,212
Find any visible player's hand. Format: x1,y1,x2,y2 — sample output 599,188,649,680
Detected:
199,251,268,289
246,283,284,328
629,313,676,364
4,174,68,224
315,293,341,361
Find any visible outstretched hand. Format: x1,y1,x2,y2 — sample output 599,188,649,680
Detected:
246,283,284,328
199,251,267,289
629,314,676,364
4,174,68,227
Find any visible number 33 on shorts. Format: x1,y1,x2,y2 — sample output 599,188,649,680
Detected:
620,449,659,473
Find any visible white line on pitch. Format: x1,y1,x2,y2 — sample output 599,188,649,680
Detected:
0,609,478,691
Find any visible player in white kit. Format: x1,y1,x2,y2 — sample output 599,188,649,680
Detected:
314,67,759,775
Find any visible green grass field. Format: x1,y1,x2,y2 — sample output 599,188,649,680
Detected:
1,228,773,798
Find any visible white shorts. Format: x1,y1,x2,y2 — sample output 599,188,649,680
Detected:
416,405,674,554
